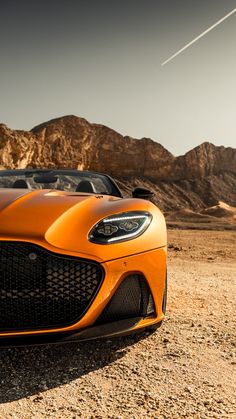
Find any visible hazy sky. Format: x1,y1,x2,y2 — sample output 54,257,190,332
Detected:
0,0,236,155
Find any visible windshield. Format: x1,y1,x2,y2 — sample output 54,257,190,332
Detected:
0,170,122,197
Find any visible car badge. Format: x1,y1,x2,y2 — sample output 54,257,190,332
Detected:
28,252,37,261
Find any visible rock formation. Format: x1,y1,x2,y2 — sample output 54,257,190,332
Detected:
0,115,235,211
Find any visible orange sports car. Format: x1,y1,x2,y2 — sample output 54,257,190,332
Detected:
0,169,167,345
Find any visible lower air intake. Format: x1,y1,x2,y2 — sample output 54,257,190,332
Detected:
96,274,155,324
0,242,104,331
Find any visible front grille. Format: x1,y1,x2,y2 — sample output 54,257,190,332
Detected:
0,242,104,331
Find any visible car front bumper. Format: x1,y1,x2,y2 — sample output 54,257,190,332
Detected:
0,245,167,345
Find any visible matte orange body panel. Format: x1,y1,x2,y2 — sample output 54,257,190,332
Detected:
0,188,167,339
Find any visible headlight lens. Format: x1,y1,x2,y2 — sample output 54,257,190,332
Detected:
89,211,152,244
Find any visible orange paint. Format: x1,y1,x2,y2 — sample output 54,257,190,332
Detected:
0,188,167,339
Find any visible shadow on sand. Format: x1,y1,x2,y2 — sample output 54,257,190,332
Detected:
0,332,149,403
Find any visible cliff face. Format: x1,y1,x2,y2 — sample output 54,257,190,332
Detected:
0,115,235,210
0,124,36,169
173,142,236,180
30,116,175,179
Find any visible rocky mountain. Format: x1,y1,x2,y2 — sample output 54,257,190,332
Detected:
0,115,235,212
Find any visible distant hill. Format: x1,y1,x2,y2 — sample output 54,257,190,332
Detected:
0,115,235,213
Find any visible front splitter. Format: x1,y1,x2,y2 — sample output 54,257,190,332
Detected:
0,317,144,347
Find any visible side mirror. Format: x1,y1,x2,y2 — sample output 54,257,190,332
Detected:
132,187,154,200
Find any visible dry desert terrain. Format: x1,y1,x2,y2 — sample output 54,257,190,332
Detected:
0,229,235,418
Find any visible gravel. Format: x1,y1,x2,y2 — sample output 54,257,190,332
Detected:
0,230,235,418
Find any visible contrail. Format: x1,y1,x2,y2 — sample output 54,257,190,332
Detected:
161,7,236,66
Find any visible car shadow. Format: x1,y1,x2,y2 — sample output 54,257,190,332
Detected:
0,331,149,403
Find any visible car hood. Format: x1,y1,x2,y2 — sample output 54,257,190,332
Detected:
0,189,166,261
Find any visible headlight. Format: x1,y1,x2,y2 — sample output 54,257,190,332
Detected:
89,211,152,244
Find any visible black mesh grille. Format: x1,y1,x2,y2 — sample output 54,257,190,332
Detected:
96,275,155,324
0,242,104,331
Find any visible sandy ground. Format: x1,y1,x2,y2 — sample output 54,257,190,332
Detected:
0,230,235,418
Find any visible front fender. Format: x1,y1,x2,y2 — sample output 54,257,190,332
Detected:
45,196,167,262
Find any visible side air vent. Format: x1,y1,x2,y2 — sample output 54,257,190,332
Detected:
96,274,155,325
